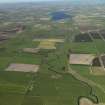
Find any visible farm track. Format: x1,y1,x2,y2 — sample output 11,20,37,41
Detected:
68,64,105,93
67,29,105,95
20,74,35,105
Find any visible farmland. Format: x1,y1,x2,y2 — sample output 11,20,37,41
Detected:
33,38,64,49
0,1,105,105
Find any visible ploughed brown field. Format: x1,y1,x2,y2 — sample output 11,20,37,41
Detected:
6,63,39,73
69,54,95,65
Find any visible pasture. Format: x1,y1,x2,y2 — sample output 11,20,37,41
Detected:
70,30,105,103
1,3,105,105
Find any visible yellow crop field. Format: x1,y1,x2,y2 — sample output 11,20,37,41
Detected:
33,38,64,43
38,41,56,49
33,38,64,49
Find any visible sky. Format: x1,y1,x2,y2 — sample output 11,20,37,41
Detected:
0,0,60,3
0,0,105,3
0,0,78,3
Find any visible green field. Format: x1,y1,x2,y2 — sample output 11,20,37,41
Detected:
70,38,105,102
0,24,97,105
0,2,105,105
